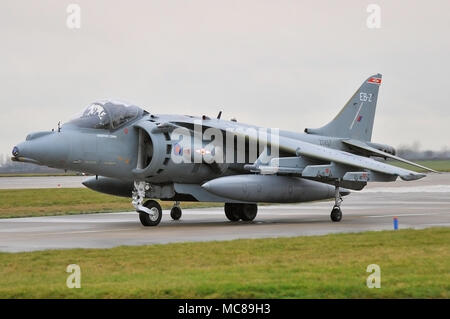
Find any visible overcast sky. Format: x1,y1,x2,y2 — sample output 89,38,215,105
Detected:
1,0,449,157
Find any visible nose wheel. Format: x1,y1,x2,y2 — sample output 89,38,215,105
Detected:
330,181,343,222
138,200,162,226
132,181,163,226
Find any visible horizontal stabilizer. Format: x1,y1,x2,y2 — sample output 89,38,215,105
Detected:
342,139,438,173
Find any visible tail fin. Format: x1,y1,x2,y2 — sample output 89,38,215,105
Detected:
305,73,382,142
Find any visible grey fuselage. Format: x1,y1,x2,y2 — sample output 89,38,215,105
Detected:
15,112,345,184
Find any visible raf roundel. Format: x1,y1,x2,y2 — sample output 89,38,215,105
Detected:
174,143,183,156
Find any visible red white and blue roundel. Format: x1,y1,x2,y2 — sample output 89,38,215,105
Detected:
174,143,183,155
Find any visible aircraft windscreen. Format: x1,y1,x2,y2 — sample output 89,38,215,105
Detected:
67,101,141,130
68,103,111,129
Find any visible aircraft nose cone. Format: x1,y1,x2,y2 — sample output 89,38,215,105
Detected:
13,140,40,164
15,141,33,159
12,146,19,157
13,131,69,167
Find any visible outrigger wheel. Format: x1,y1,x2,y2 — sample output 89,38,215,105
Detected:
330,181,343,222
139,200,163,226
330,206,342,222
170,205,182,220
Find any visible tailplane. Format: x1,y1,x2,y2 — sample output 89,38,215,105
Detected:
305,73,382,142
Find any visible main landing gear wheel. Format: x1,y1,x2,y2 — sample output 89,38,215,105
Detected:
240,204,258,221
224,203,258,222
170,206,182,220
224,203,240,221
330,206,342,222
139,200,162,226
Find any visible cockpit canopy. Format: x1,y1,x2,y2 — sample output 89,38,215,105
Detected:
66,100,142,130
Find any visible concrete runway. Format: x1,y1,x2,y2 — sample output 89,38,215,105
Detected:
0,173,449,252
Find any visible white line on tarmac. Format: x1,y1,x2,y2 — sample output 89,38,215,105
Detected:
40,228,139,235
366,213,441,218
363,185,450,193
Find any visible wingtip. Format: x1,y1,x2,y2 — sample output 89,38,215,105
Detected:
400,173,426,181
422,166,439,174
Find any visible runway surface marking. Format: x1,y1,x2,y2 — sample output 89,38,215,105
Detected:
0,176,86,189
362,184,450,193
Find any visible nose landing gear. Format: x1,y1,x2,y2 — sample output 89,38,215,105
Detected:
132,181,163,226
138,200,162,226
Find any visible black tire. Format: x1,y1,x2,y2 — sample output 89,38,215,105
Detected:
240,204,258,221
170,206,182,220
224,203,241,221
330,206,342,222
139,200,163,226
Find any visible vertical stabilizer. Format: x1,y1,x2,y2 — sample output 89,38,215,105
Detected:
305,74,382,141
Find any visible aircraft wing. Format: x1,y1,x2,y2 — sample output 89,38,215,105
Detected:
233,129,426,182
341,139,438,173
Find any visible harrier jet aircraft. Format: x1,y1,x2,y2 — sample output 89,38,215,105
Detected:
12,74,436,226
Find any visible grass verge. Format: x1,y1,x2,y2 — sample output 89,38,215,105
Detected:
0,227,448,298
0,188,220,218
388,159,450,172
